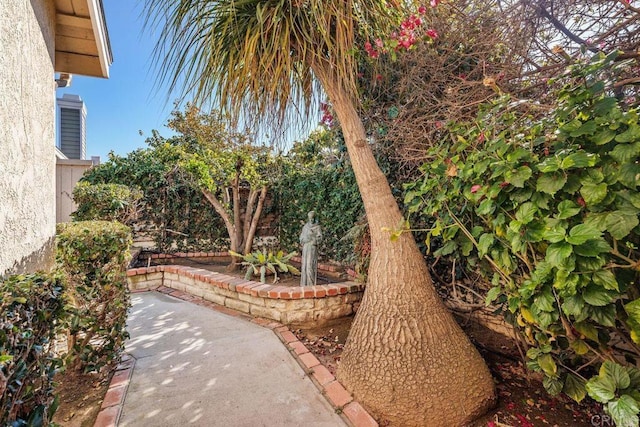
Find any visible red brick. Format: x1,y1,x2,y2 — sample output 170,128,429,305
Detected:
343,402,378,427
311,364,335,386
109,369,131,388
101,385,126,408
324,380,353,407
289,286,303,299
299,352,321,368
275,326,289,333
325,285,339,296
303,288,315,298
314,287,327,298
279,330,298,343
288,340,309,355
336,285,348,295
94,405,119,427
250,284,271,297
278,289,292,299
126,269,137,277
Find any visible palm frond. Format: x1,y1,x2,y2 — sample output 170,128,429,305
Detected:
144,0,406,138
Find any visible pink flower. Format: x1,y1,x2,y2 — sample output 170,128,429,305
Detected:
426,29,439,39
430,0,440,7
487,422,497,427
364,41,372,51
418,5,427,14
470,185,482,193
375,38,384,48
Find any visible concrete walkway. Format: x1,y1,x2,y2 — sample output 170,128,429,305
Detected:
118,292,346,426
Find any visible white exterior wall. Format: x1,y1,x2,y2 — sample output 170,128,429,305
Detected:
0,0,57,276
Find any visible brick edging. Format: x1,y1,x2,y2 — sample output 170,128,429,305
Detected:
127,265,364,300
131,287,378,427
93,353,135,427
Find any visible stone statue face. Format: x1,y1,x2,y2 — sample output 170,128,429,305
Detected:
308,211,315,221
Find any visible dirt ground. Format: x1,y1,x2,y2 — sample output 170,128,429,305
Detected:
52,368,112,427
294,317,602,427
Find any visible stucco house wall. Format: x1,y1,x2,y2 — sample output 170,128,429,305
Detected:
0,1,58,276
0,0,111,277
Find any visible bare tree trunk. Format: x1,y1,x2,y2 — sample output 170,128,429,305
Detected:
243,185,268,255
202,188,240,268
242,188,260,253
313,64,496,426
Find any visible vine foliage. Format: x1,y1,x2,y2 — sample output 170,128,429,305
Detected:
405,53,640,426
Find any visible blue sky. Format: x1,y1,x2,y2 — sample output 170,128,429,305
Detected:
57,2,318,161
57,2,172,160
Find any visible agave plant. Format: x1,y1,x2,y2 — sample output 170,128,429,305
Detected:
228,250,300,284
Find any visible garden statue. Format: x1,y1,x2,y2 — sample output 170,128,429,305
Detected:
299,211,322,286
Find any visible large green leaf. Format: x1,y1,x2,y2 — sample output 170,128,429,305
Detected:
583,283,616,306
592,128,617,145
562,295,585,316
601,361,631,389
564,373,587,402
515,202,536,224
608,395,640,427
543,376,563,396
537,173,567,195
586,375,616,403
505,166,532,187
580,182,608,205
566,223,602,245
557,200,582,219
610,142,640,163
574,238,612,257
561,152,598,169
605,211,639,239
477,233,494,257
615,123,640,143
546,242,573,266
591,270,619,291
476,199,495,216
538,353,557,376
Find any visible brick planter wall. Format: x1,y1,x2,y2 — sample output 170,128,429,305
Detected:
127,265,364,326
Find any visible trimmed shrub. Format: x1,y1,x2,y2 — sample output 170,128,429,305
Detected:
56,221,132,373
72,182,143,226
0,273,66,425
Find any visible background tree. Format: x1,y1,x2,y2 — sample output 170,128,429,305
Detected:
144,1,496,425
162,104,273,268
82,145,227,252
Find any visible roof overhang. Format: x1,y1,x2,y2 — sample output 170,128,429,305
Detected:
54,0,113,78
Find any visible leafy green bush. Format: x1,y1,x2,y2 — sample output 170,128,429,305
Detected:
405,53,640,425
0,273,66,426
82,148,227,252
273,134,363,263
56,221,132,373
72,181,143,225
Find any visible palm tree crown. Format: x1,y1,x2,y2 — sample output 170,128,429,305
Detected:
144,0,401,129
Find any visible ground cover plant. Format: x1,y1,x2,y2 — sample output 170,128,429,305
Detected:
405,53,640,426
0,273,66,426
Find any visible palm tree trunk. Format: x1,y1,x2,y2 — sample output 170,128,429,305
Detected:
313,64,496,426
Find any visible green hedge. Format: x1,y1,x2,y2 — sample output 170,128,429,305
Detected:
72,182,143,225
81,149,227,252
0,273,66,426
272,162,363,263
57,221,132,373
